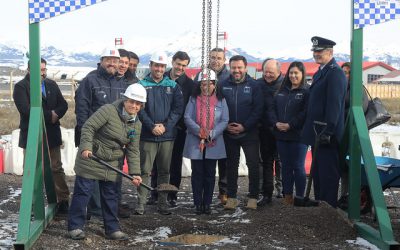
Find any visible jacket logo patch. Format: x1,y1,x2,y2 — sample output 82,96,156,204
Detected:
295,93,304,99
244,86,251,94
128,129,136,140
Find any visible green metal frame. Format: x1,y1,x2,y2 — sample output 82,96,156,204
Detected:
14,22,58,250
346,2,399,249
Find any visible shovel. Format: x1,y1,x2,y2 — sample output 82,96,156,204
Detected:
293,121,327,207
90,154,178,193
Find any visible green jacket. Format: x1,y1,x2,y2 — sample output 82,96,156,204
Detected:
74,99,141,182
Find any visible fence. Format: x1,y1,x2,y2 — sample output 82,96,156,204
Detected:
365,84,400,98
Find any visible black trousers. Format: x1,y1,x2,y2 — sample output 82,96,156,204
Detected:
259,127,282,197
224,130,260,199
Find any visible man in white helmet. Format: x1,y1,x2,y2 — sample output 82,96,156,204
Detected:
135,51,184,215
75,47,127,220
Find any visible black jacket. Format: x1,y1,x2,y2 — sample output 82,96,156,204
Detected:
165,70,194,130
75,65,127,129
221,74,263,131
13,74,68,149
257,74,284,128
268,84,309,141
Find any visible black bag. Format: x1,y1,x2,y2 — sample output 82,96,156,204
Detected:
364,87,391,129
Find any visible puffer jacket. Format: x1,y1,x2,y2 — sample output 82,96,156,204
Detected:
74,99,141,182
138,75,183,142
268,83,309,141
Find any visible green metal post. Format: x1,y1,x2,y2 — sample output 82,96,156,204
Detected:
348,1,399,248
14,21,56,250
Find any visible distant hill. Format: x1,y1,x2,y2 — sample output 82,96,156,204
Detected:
0,32,399,69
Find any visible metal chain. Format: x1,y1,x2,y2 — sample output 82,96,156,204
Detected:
215,0,220,49
205,0,212,134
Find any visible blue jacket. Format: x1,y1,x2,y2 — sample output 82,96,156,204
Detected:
220,74,263,131
183,96,229,160
138,75,184,141
301,58,347,146
75,65,127,129
268,83,309,141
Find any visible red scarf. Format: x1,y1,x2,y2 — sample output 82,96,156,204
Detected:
196,94,218,151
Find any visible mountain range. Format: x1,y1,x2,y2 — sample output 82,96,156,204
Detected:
0,32,399,70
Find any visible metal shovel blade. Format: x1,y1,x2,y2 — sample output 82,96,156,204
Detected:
90,154,178,193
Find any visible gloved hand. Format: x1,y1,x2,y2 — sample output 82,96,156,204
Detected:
318,134,331,145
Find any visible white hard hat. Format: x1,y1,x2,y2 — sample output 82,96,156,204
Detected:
198,69,217,82
101,47,120,58
149,51,168,65
123,84,147,103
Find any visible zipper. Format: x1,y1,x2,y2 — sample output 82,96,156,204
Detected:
234,84,238,121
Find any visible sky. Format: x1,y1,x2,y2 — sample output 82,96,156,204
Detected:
0,0,399,58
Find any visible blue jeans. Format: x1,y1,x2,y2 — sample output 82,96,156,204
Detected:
276,141,307,197
68,176,120,235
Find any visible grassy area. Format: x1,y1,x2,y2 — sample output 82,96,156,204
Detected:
0,98,76,135
0,97,399,136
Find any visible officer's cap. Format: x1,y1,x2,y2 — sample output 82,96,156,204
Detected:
311,36,336,51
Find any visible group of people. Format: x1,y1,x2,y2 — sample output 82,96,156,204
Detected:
14,35,350,241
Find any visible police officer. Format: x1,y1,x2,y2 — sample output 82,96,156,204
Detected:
301,36,347,208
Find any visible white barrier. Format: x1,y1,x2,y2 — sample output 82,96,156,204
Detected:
2,126,399,176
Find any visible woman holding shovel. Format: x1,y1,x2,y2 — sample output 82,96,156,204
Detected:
67,84,146,240
183,69,229,215
268,61,309,205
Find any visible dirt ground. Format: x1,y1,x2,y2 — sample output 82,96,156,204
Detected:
1,174,400,249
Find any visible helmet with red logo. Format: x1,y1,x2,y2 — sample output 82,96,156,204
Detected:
101,47,120,59
198,69,217,82
149,51,168,65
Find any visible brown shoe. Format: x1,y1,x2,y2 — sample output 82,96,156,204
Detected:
219,194,228,205
283,195,294,205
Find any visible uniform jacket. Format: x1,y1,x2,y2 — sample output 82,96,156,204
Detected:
183,96,229,160
268,83,309,141
220,74,263,132
138,75,184,142
257,74,284,128
74,100,141,182
301,58,347,146
75,65,127,129
13,74,68,149
165,70,195,130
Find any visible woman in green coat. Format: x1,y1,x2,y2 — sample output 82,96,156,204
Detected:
68,84,147,240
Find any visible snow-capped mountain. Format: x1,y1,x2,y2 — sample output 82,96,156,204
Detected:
0,32,399,69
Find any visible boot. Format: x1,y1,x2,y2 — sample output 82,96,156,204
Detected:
224,198,239,210
246,198,257,210
283,194,293,205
